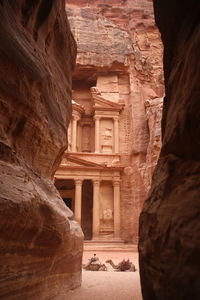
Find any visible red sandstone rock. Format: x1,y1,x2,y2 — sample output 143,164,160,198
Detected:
144,97,163,190
139,1,200,299
66,0,163,243
0,1,83,298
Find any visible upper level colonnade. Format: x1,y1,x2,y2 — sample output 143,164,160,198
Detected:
68,87,123,154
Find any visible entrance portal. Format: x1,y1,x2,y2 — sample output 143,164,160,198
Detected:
81,180,93,240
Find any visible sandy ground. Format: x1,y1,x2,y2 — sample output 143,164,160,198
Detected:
67,251,142,300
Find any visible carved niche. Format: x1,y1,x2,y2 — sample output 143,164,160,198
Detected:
100,119,114,153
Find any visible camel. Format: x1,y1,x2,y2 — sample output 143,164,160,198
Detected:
82,262,107,271
105,259,136,272
82,254,107,271
82,254,136,272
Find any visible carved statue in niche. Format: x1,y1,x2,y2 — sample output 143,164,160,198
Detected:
100,208,114,235
103,208,113,220
102,128,112,145
82,135,90,152
82,125,91,152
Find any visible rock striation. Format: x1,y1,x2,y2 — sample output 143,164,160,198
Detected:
139,1,200,299
0,1,83,299
66,0,164,243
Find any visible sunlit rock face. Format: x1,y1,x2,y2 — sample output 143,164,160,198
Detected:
66,0,164,243
139,1,200,299
0,1,83,299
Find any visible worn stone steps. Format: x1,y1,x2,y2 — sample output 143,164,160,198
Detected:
84,241,137,252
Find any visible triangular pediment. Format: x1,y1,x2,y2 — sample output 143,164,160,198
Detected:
92,94,123,110
61,154,105,168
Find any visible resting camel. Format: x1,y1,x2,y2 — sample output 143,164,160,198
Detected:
82,254,107,271
105,259,136,272
82,262,107,271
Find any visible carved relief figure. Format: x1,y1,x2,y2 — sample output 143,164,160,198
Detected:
103,128,112,145
82,125,91,152
103,208,113,220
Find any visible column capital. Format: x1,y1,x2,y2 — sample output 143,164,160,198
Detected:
113,180,120,187
113,116,119,122
75,179,83,185
94,115,101,121
72,115,80,121
93,179,100,186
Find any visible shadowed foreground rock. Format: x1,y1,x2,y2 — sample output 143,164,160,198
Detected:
139,1,200,299
0,1,83,299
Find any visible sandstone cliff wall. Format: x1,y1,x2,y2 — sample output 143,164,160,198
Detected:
66,0,164,242
0,1,83,299
139,1,200,299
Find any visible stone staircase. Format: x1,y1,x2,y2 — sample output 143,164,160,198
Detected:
84,240,137,252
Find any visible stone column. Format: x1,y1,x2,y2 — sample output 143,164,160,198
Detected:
92,179,100,239
74,179,82,224
71,116,78,152
114,117,119,153
113,180,121,239
94,116,100,153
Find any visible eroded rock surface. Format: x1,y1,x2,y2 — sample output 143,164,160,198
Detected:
0,1,83,299
139,1,200,299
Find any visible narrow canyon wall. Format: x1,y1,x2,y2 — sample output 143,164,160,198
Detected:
66,0,164,242
139,0,200,299
0,1,83,299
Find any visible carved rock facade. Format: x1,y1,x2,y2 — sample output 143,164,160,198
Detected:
0,1,83,299
56,0,164,243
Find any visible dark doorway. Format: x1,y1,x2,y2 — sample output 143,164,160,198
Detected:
63,198,72,210
81,180,93,240
54,179,75,211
